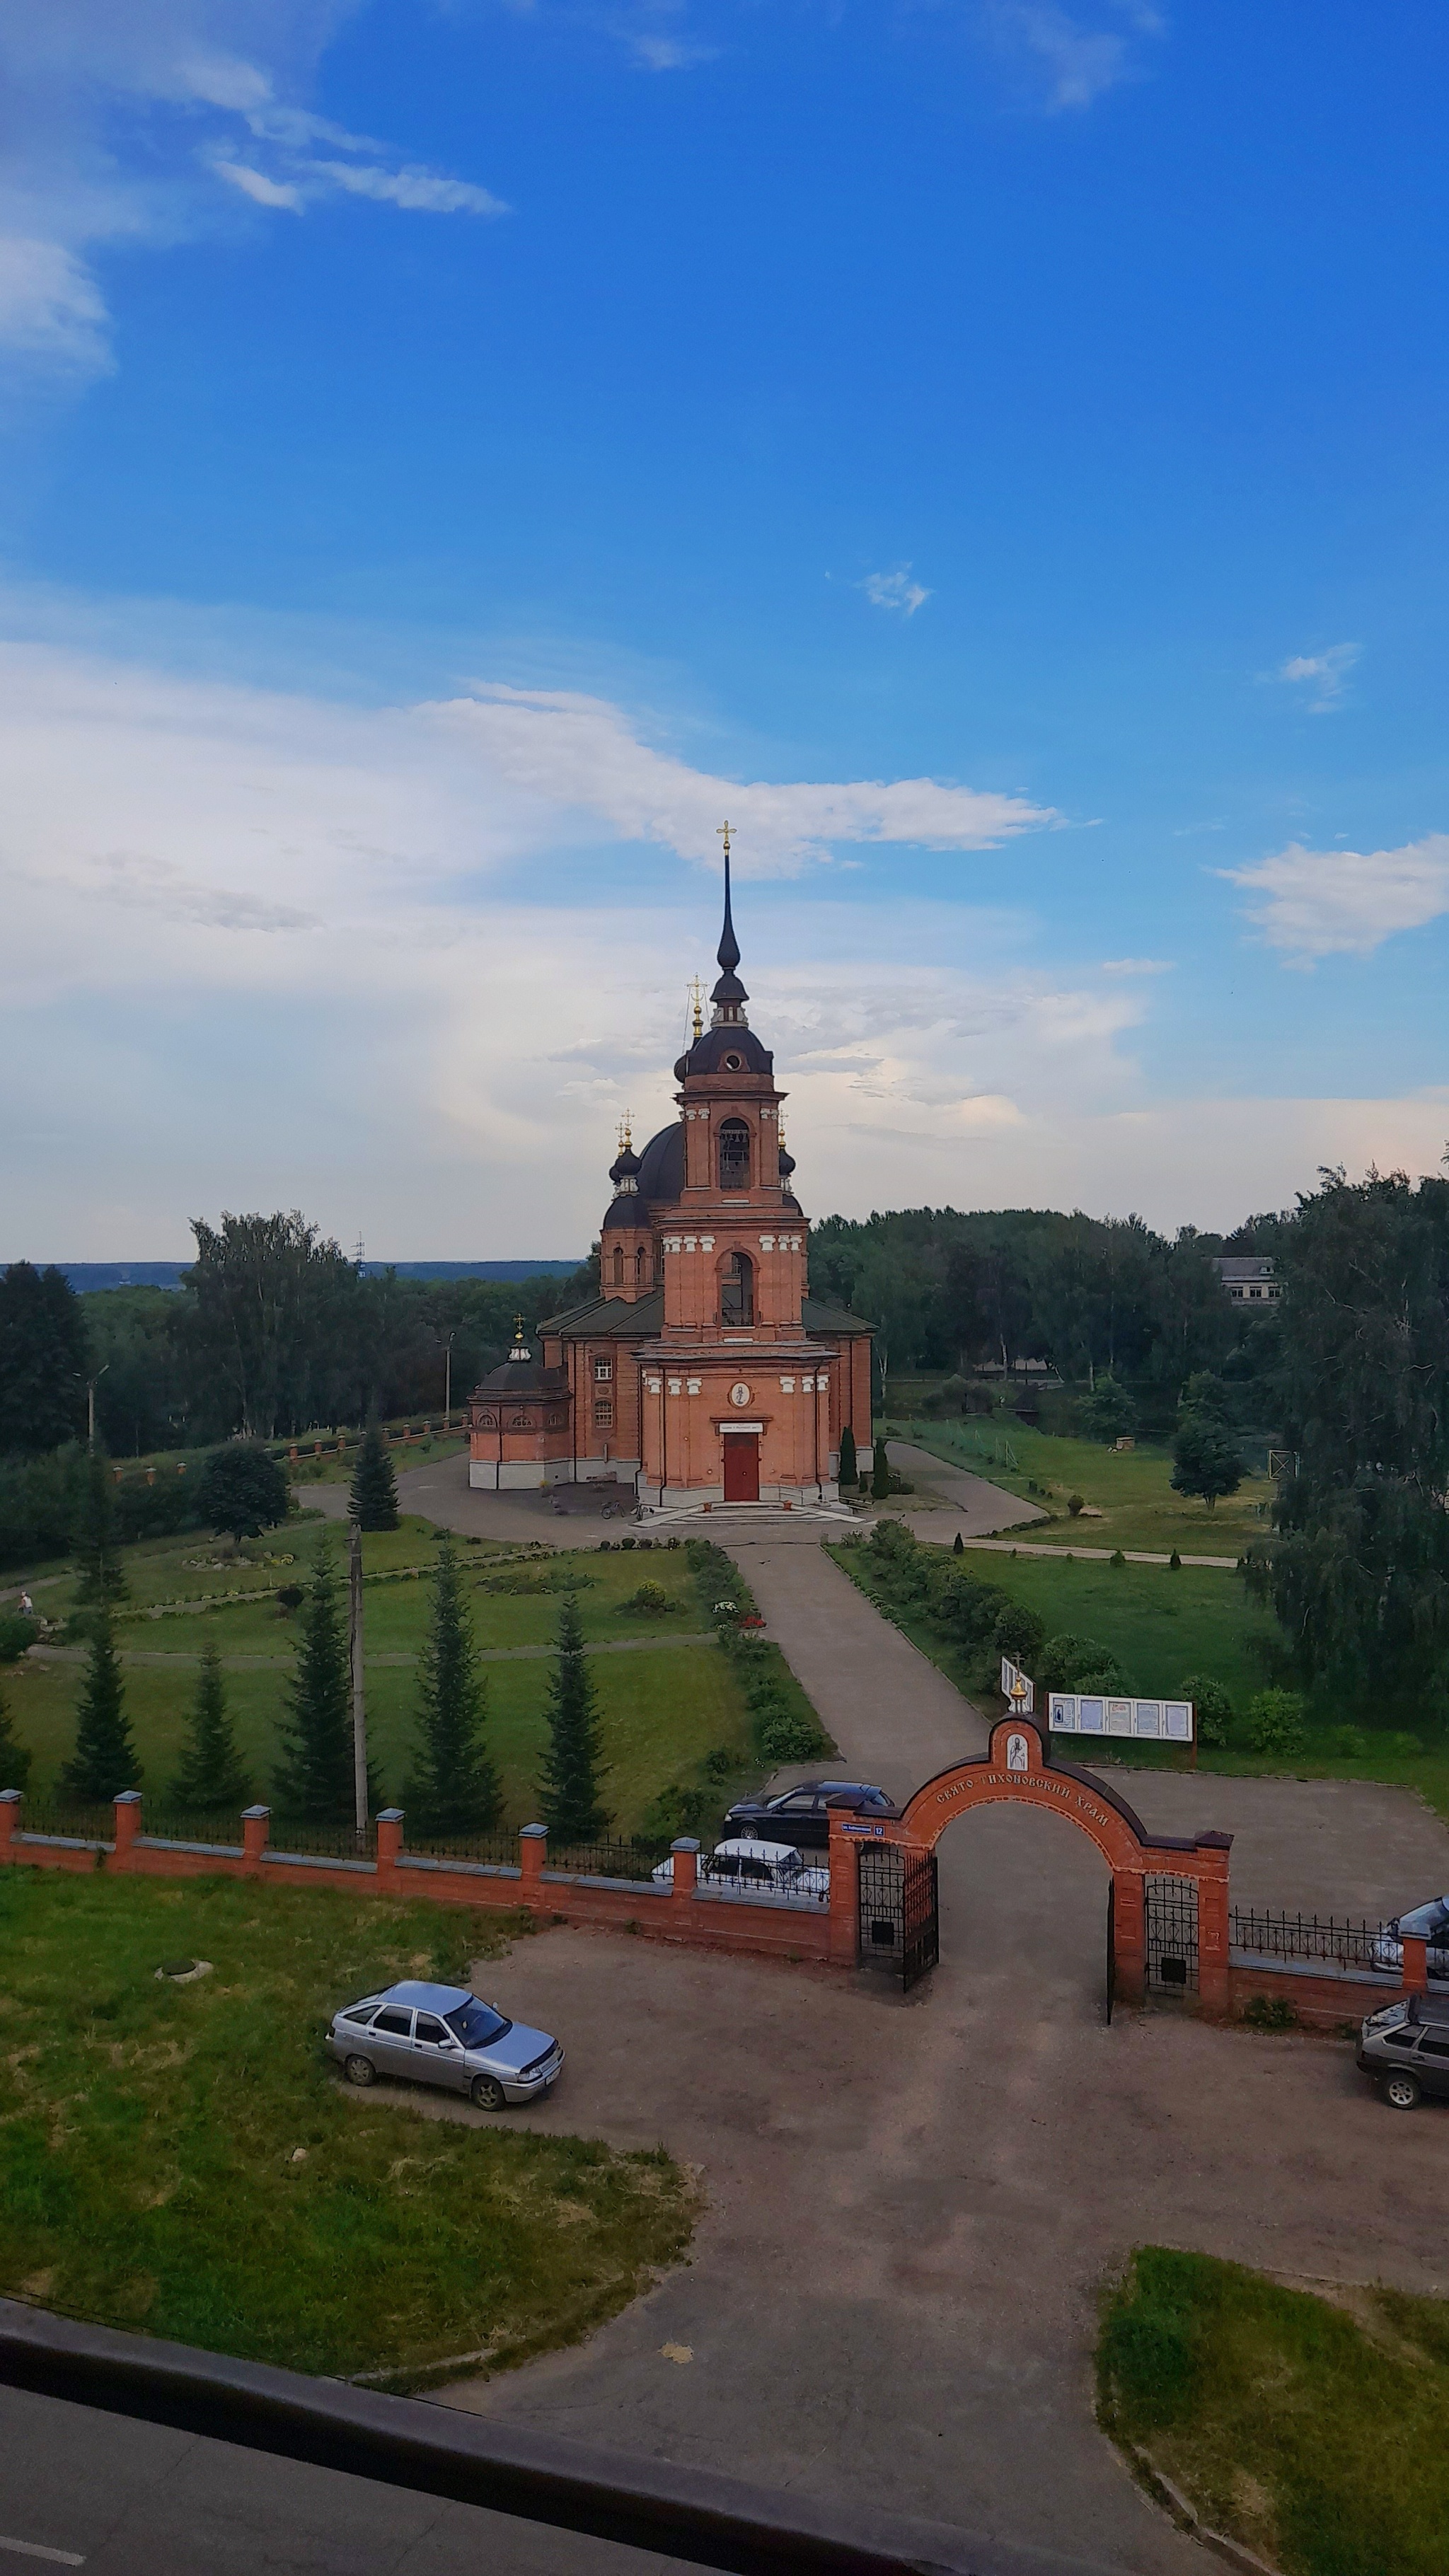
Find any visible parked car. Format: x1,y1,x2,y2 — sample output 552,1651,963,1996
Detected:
1370,1893,1449,1980
1358,1992,1449,2108
724,1779,899,1851
652,1838,830,1900
326,1979,563,2110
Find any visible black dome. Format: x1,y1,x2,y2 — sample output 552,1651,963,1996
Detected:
674,1026,774,1080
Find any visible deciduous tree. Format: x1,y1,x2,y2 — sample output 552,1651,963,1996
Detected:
197,1442,289,1543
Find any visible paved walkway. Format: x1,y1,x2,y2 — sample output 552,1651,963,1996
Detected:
886,1437,1046,1534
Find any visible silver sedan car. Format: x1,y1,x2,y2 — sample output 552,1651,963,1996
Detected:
326,1978,564,2110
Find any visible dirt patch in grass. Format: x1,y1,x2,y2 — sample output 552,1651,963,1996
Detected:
1099,2246,1449,2576
0,1871,696,2386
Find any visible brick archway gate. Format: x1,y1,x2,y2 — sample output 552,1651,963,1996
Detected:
825,1717,1233,2013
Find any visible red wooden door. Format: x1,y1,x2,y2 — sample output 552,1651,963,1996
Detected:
722,1436,760,1501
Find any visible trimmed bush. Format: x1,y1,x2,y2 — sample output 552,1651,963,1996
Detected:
1244,1688,1308,1757
1179,1673,1232,1748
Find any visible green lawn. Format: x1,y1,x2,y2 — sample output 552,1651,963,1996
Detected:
830,1536,1449,1816
290,1431,469,1484
1100,2248,1449,2576
889,1417,1275,1559
0,1870,694,2388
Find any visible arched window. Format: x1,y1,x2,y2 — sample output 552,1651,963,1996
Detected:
635,1244,647,1284
718,1119,751,1190
612,1244,624,1286
720,1251,754,1326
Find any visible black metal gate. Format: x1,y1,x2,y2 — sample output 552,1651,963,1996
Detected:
1145,1873,1199,1997
857,1842,939,1992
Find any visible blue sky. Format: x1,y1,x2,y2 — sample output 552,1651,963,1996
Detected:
3,1,1447,1255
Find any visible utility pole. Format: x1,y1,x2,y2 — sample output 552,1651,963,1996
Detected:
444,1329,456,1429
348,1516,369,1847
87,1363,110,1451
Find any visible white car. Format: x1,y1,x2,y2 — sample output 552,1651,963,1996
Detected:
1372,1894,1449,1979
652,1837,830,1900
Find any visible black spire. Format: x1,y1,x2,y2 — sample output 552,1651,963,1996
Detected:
710,826,749,1023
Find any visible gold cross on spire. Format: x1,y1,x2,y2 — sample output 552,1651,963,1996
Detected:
687,976,704,1040
717,818,734,864
617,1109,634,1151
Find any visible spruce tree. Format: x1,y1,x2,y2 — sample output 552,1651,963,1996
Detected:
74,1447,129,1610
837,1424,858,1487
405,1538,500,1835
872,1438,891,1502
60,1602,140,1801
169,1641,252,1813
0,1678,33,1794
273,1547,355,1823
538,1592,610,1845
350,1418,400,1532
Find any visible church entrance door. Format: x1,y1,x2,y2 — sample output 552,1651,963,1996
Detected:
722,1433,760,1501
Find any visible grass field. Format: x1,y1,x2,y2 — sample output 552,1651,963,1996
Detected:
5,1524,766,1833
0,1870,694,2386
889,1417,1274,1559
830,1536,1449,1815
1100,2247,1449,2576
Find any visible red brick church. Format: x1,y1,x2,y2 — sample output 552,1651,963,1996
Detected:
467,839,874,1512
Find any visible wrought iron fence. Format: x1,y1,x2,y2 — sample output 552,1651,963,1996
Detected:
399,1830,520,1868
140,1810,247,1849
543,1838,662,1883
1230,1909,1391,1973
265,1818,378,1861
9,1802,115,1842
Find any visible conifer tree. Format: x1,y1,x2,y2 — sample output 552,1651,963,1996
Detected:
350,1417,400,1532
74,1447,129,1610
170,1640,252,1812
405,1537,500,1835
872,1438,891,1502
273,1547,356,1823
0,1679,33,1794
837,1424,858,1487
538,1592,610,1845
60,1601,140,1801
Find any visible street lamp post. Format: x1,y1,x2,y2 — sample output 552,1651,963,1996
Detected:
348,1516,369,1849
444,1329,456,1431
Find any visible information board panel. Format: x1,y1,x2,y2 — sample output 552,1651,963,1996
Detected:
1049,1692,1194,1743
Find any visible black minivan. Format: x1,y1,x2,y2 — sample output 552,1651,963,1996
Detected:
1358,1992,1449,2108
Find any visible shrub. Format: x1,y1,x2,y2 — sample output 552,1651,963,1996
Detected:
703,1747,735,1783
1041,1631,1122,1691
1245,1689,1308,1757
1109,1548,1126,1568
275,1584,304,1613
1067,1493,1085,1518
1326,1723,1368,1759
1179,1673,1232,1747
1242,1994,1298,2032
0,1612,39,1662
620,1581,674,1616
757,1707,824,1764
1168,1548,1182,1569
1080,1373,1136,1444
992,1603,1046,1668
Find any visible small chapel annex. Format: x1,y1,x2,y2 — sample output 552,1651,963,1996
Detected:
467,841,874,1511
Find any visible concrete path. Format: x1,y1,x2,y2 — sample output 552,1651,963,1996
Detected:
886,1437,1047,1535
301,1462,636,1544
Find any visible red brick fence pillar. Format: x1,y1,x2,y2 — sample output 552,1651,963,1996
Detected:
1402,1934,1430,1994
519,1823,547,1915
1112,1868,1146,2007
1195,1832,1233,2018
376,1809,403,1890
112,1791,142,1864
242,1806,270,1873
0,1789,18,1859
669,1837,699,1907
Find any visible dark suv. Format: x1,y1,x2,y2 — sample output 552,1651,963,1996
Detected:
724,1779,899,1852
1358,1992,1449,2109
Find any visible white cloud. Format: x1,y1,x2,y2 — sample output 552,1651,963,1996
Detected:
0,236,112,374
3,620,1439,1259
860,567,931,618
979,1,1162,112
212,159,304,210
1265,641,1359,714
1224,834,1449,963
1099,956,1174,976
0,1,504,380
306,159,507,216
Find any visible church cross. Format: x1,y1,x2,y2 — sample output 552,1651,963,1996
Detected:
717,819,734,863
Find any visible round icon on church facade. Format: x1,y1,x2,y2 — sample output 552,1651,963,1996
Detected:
729,1382,752,1407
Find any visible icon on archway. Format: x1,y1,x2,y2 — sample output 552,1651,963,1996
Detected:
1006,1731,1029,1772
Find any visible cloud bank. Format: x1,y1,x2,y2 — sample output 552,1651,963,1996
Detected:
1226,835,1449,962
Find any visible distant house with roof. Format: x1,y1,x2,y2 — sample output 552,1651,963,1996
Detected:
1211,1256,1280,1306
